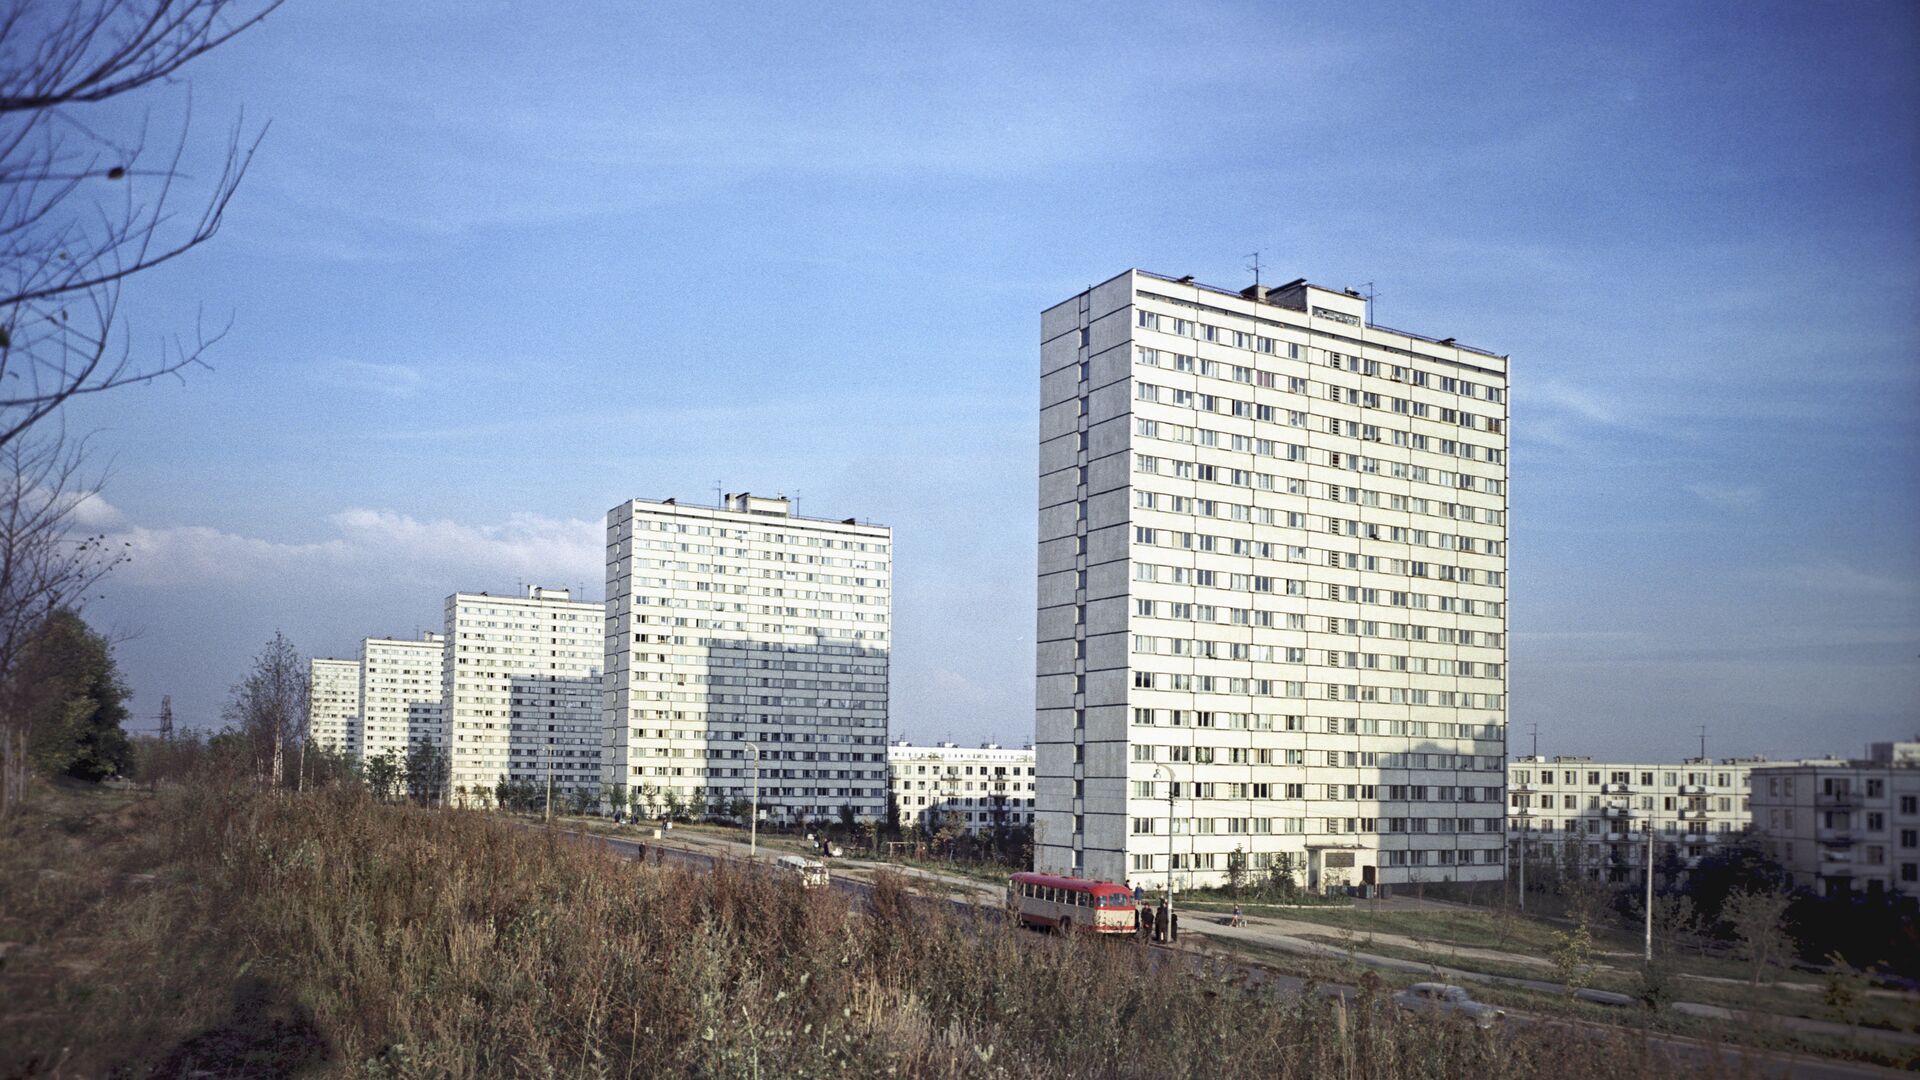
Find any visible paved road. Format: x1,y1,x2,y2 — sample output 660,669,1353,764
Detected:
530,822,1906,1080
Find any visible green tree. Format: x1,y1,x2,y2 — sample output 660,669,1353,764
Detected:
366,749,402,802
15,610,130,781
1549,917,1596,994
1724,888,1793,985
1226,845,1249,898
1821,952,1868,1034
403,738,448,805
607,783,630,819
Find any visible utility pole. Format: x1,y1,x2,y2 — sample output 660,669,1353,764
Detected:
1154,763,1176,939
746,742,761,859
544,736,554,824
1644,820,1655,964
1518,813,1527,912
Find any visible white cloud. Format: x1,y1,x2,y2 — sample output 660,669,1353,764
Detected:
110,508,599,591
1685,482,1765,512
67,491,125,528
319,360,427,400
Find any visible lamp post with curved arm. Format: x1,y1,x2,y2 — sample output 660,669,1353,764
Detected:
1154,763,1176,933
746,742,762,859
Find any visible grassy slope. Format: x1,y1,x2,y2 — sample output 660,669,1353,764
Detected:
1,782,1754,1079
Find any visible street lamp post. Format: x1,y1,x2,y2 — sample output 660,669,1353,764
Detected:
746,742,761,859
1154,763,1176,935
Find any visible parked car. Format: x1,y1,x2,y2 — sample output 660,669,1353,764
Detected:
1391,983,1506,1029
777,854,830,889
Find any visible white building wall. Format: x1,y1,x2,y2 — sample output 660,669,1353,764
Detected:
308,658,361,757
358,632,446,762
1039,270,1510,891
1507,756,1756,884
604,494,891,822
1750,742,1920,899
444,586,604,801
887,741,1036,835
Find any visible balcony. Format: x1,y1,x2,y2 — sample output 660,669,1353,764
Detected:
1602,805,1640,819
1601,782,1633,795
1679,784,1707,795
1678,808,1708,820
1817,833,1857,848
1816,792,1859,809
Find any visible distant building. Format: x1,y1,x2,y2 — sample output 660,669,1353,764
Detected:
308,658,361,756
358,632,445,763
443,586,604,803
887,740,1036,835
604,493,891,823
1507,755,1758,885
1749,740,1920,899
1037,270,1510,891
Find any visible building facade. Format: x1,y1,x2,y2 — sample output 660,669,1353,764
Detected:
1750,740,1920,899
1507,755,1758,885
887,741,1036,835
358,632,446,763
443,586,604,803
1037,270,1510,891
604,494,891,823
308,657,361,757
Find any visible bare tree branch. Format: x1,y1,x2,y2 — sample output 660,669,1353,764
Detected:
0,0,278,449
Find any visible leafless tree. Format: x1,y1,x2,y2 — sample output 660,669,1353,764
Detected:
0,0,280,450
0,429,125,816
222,629,306,791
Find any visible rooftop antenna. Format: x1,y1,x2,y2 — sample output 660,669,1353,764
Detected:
1529,722,1538,759
1245,251,1262,291
1699,725,1707,761
714,480,723,507
1359,281,1381,325
792,488,801,518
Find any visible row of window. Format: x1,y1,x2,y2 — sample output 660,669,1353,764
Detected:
1131,419,1508,500
1134,382,1504,465
1132,560,1505,611
629,516,889,555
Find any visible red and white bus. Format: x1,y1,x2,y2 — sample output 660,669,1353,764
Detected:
1007,872,1136,934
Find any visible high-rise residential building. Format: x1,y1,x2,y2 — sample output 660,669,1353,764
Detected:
358,632,446,763
1750,740,1920,900
887,740,1037,835
308,657,361,757
443,585,604,804
1507,755,1759,886
604,493,891,823
1037,270,1509,892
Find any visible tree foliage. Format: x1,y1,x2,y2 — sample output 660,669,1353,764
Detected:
221,630,306,789
14,607,128,779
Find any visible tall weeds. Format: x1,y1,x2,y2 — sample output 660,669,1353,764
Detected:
1,784,1742,1078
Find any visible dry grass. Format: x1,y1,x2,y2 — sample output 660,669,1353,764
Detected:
2,781,1749,1078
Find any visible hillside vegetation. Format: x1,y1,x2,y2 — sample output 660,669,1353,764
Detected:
2,782,1732,1078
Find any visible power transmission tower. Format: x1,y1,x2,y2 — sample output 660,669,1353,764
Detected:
158,696,174,741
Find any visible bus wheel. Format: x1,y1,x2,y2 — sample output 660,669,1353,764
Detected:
1057,917,1072,936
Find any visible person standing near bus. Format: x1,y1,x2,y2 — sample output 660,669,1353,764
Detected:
1132,882,1146,906
1153,899,1169,943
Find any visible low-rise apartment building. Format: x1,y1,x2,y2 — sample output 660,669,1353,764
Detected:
1749,740,1920,899
1507,755,1758,883
308,658,361,756
887,740,1036,835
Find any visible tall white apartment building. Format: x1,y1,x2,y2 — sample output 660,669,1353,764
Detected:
1038,271,1509,892
443,586,604,803
308,657,361,756
1750,740,1920,900
604,493,891,823
1507,756,1758,885
887,740,1037,835
358,632,446,762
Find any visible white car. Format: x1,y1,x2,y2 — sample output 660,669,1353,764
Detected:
1391,983,1506,1029
776,854,830,889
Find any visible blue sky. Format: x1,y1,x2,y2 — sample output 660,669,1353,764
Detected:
63,1,1918,760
